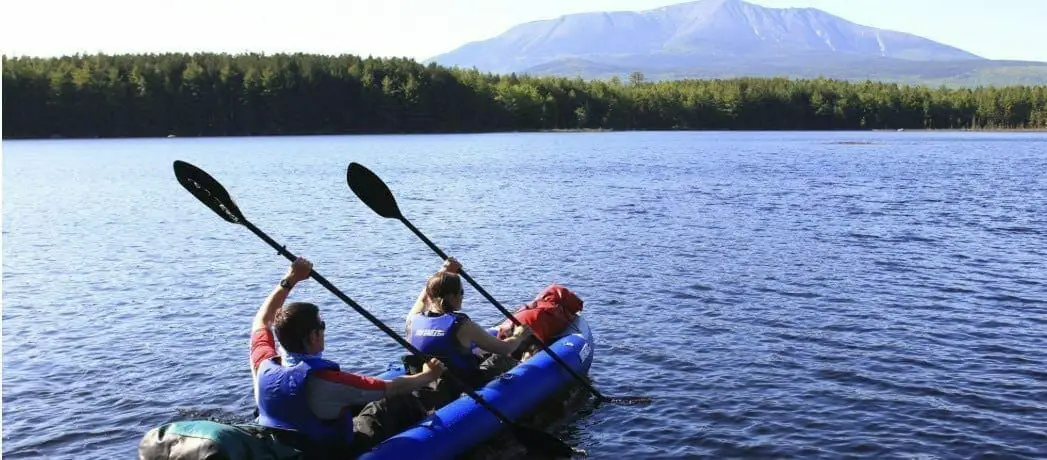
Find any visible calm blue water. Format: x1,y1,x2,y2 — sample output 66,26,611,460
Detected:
3,131,1046,459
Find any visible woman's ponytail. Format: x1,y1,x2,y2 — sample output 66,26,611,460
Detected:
424,272,462,313
428,295,445,312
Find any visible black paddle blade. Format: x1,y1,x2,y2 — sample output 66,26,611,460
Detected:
346,162,403,220
172,160,246,225
511,424,579,458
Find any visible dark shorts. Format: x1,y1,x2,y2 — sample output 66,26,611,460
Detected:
347,393,430,455
414,353,520,413
264,393,430,459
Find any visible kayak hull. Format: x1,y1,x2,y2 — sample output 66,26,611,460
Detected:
360,314,595,459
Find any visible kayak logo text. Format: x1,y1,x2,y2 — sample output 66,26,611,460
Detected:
414,329,446,337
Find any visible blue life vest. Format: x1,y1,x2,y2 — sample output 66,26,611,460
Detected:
407,311,478,375
255,356,354,448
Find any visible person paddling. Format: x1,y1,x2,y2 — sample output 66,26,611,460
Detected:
404,257,532,409
251,256,445,458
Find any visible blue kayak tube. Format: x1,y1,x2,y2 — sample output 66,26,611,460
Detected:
360,314,596,460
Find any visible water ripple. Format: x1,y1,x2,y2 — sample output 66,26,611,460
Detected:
4,132,1047,458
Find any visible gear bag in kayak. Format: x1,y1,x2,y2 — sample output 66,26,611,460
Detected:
496,284,584,344
138,420,301,460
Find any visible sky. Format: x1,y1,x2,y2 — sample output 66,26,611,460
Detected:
2,0,1044,62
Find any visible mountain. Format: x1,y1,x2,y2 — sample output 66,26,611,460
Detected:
428,0,1047,86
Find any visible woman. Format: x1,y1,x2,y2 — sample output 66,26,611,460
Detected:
404,257,532,409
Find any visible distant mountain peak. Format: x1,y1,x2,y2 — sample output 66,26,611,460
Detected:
428,0,985,79
687,0,743,9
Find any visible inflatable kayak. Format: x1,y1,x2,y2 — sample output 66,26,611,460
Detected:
360,314,595,459
139,314,595,460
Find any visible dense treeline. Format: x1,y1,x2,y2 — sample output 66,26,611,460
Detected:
4,52,1047,139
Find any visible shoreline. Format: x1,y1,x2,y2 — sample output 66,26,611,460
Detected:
872,128,1047,132
5,127,1047,141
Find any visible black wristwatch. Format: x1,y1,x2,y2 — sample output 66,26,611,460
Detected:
279,278,295,290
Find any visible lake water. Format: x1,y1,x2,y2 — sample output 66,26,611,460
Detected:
3,131,1046,459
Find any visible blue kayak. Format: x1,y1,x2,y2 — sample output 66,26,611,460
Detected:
359,314,596,459
137,316,595,460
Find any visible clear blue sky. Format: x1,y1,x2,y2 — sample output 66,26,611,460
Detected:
2,0,1043,62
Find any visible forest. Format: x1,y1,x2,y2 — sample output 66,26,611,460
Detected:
4,52,1047,139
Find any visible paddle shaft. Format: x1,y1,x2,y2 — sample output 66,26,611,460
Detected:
239,219,535,430
400,217,608,403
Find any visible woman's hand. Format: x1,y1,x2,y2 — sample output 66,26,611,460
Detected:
512,324,533,340
441,257,462,275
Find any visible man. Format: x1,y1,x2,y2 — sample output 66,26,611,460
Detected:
250,256,445,458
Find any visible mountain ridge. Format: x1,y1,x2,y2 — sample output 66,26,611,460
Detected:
427,0,1047,86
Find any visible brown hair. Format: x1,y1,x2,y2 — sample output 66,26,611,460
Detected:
273,302,322,354
424,272,463,313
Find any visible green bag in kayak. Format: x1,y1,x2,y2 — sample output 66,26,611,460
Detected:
138,420,302,460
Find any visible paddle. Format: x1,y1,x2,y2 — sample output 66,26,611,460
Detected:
345,162,653,406
172,160,579,459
